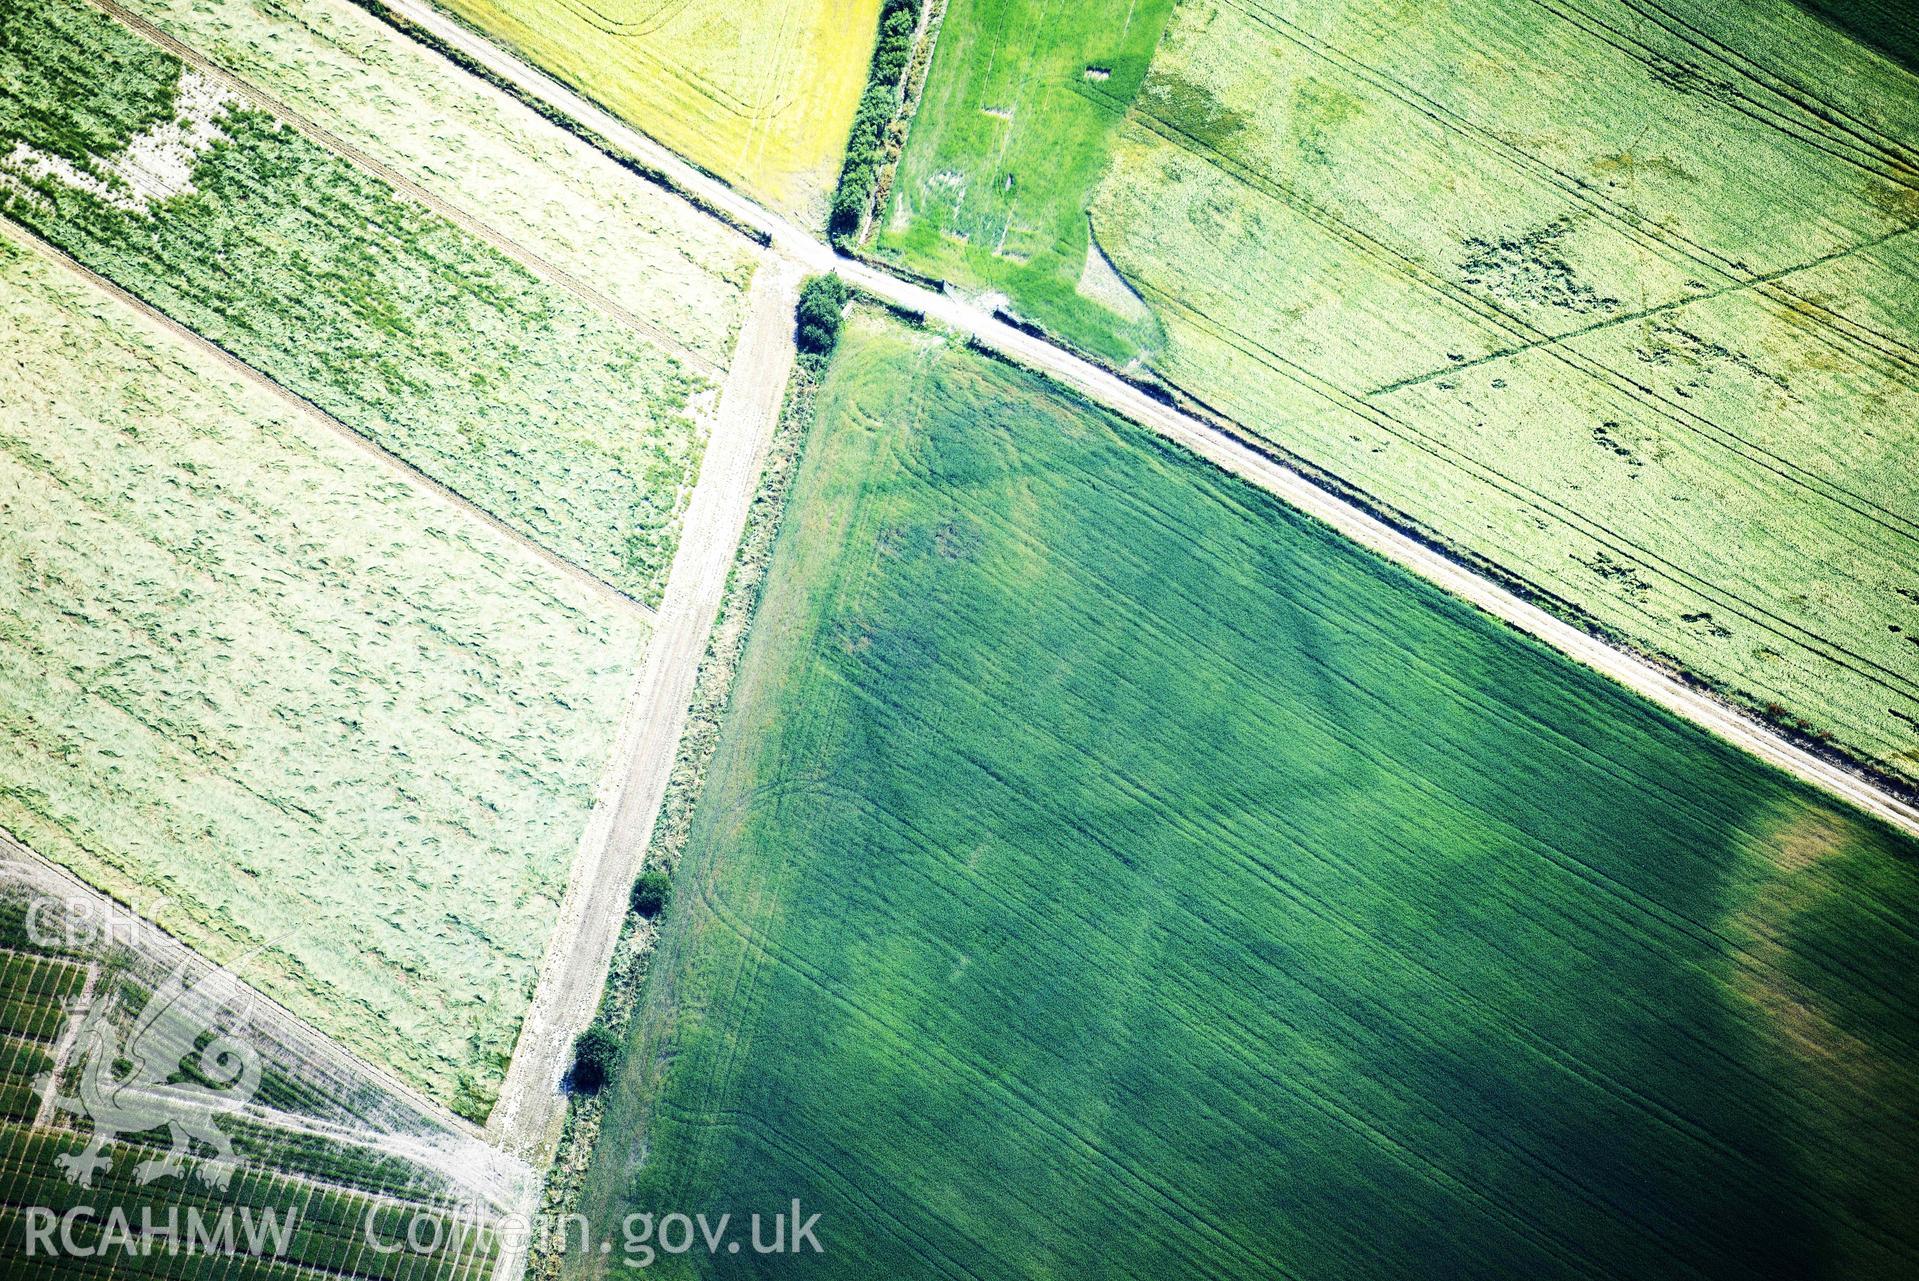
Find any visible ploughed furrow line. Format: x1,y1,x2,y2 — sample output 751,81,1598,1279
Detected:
1223,0,1919,335
1205,0,1919,385
83,0,723,383
1591,0,1919,174
1114,96,1919,551
1163,1,1919,390
1130,272,1919,711
1368,222,1919,395
786,616,1803,1269
1530,0,1918,183
0,217,652,618
678,865,1341,1281
850,518,1919,1138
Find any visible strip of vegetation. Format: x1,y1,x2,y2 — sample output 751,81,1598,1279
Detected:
829,0,924,243
525,337,825,1280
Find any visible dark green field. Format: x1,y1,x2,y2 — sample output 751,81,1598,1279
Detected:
573,314,1919,1278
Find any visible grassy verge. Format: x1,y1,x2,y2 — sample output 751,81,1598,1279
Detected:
527,361,821,1279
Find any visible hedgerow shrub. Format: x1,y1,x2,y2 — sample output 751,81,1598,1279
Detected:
630,870,672,918
796,274,850,360
571,1025,623,1094
829,0,923,242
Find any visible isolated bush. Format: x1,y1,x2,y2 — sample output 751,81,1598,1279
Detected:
796,274,849,356
571,1025,623,1094
630,869,673,919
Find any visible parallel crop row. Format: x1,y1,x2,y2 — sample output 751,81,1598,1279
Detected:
1,0,711,604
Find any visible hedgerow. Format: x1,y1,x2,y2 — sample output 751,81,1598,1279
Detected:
828,0,922,243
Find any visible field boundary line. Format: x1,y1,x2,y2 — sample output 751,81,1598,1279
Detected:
482,260,802,1170
360,0,1919,832
0,215,653,619
84,0,725,384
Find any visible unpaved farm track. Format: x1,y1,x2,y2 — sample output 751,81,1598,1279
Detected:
0,216,648,617
483,261,801,1164
371,0,1919,841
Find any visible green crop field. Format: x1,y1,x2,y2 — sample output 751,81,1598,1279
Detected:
115,0,757,364
880,0,1919,784
873,0,1172,361
431,0,882,223
573,314,1919,1278
0,0,715,604
0,234,647,1117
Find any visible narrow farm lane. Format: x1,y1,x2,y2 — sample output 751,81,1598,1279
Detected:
483,261,802,1164
371,0,1919,841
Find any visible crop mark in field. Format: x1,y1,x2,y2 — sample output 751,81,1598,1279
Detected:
1118,97,1919,553
1127,271,1919,714
1539,0,1919,188
84,0,723,383
0,68,232,214
0,215,654,617
1559,0,1919,179
1368,222,1919,396
1458,219,1622,316
1217,0,1919,357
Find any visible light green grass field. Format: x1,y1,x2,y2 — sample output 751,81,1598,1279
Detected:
431,0,881,223
871,0,1172,360
571,314,1919,1278
882,0,1919,782
1,0,713,604
0,235,646,1118
116,0,756,364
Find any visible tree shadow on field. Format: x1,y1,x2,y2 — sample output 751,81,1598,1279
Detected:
1789,0,1919,75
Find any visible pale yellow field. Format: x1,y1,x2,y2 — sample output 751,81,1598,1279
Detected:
435,0,881,221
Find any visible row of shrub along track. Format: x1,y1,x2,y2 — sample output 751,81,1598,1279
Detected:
482,260,802,1169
